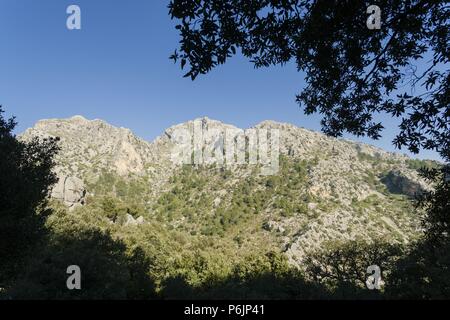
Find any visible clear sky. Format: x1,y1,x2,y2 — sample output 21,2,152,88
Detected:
0,0,441,161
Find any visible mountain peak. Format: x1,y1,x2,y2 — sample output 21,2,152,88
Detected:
70,115,88,121
164,117,240,137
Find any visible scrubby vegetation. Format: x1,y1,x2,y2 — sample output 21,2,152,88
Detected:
1,107,449,300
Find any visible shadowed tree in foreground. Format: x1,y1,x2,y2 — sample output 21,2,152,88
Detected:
0,106,59,287
8,217,157,300
386,166,450,299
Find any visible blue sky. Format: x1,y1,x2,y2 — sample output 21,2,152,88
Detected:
0,0,441,160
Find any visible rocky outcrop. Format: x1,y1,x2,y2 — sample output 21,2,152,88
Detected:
20,115,155,179
51,176,86,208
263,221,286,233
381,170,425,197
124,214,145,226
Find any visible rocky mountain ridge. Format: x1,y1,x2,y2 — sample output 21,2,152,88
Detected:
20,115,435,264
21,115,429,201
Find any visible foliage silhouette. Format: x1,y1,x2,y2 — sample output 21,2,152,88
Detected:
417,166,450,243
4,203,157,300
0,106,59,288
305,239,401,286
169,0,449,161
386,238,450,299
160,252,331,300
385,165,450,299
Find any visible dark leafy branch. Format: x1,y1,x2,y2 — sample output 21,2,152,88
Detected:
169,0,449,161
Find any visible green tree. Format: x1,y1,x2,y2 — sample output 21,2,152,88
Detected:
386,165,450,299
304,239,403,298
418,166,450,242
0,106,59,287
8,219,156,299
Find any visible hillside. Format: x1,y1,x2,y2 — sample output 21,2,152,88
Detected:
19,115,437,270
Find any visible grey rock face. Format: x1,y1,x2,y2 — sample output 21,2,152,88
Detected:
263,221,285,233
381,170,424,197
51,176,86,208
20,115,154,178
124,214,145,226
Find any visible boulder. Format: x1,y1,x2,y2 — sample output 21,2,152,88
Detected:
124,214,145,226
51,176,86,208
136,216,145,224
263,221,285,233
